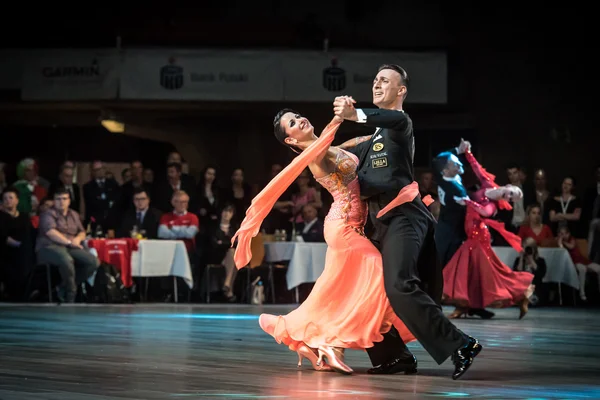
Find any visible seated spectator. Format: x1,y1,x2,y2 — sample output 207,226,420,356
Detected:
158,190,200,301
0,187,34,301
518,204,554,246
558,225,600,301
290,169,322,225
295,204,325,243
513,237,549,306
119,188,161,239
36,188,99,303
158,190,199,253
206,204,238,302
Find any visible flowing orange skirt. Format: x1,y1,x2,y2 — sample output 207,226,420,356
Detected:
259,219,416,351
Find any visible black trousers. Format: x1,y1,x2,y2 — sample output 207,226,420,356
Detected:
434,221,465,268
366,212,468,365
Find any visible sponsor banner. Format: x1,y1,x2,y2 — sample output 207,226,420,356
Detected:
120,50,284,101
282,51,447,104
21,49,120,100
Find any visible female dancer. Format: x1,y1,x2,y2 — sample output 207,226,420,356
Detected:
442,147,535,319
232,110,430,374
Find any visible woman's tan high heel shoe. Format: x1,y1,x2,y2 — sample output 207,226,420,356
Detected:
296,344,332,372
449,308,466,319
317,346,353,375
519,284,535,319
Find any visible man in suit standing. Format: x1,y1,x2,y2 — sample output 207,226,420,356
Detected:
83,161,120,232
49,164,81,213
119,188,161,239
153,163,197,214
433,142,495,320
334,64,480,380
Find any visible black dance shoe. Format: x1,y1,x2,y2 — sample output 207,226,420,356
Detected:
367,354,418,375
468,309,495,319
452,336,482,380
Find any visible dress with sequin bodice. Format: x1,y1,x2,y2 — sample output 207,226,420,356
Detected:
463,189,497,247
316,149,367,229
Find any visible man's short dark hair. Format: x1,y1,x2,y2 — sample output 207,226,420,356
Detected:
53,187,70,199
167,162,182,173
434,151,454,173
378,64,409,89
133,187,149,198
1,187,19,199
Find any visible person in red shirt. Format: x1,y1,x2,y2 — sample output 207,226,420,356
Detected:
157,190,199,301
558,225,600,301
518,204,554,246
158,190,199,253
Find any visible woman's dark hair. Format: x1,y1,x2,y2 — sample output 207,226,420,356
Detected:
221,202,236,215
198,165,218,195
562,175,576,188
273,108,303,153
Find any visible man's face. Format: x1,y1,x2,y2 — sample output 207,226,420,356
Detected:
302,205,318,222
444,154,464,177
92,162,105,180
372,69,404,108
2,192,18,210
60,168,74,185
54,193,70,211
167,166,181,182
172,194,189,213
24,166,36,181
131,162,143,180
507,168,521,185
133,192,150,211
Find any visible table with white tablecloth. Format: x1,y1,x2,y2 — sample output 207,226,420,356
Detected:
263,242,580,304
263,242,328,301
493,246,579,304
130,240,193,289
86,239,193,302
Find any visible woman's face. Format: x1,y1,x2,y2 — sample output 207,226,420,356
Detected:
232,169,244,184
205,168,216,183
280,112,315,145
221,207,234,222
562,178,573,194
528,206,541,223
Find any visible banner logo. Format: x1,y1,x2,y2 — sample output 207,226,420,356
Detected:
160,57,184,90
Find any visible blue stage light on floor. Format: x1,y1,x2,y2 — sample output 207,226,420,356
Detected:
121,313,260,320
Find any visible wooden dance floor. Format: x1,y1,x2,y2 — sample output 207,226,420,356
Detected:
1,304,599,399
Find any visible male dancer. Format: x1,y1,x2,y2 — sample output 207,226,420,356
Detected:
333,64,481,380
433,142,495,319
